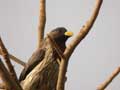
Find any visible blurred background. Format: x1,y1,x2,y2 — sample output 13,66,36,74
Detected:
0,0,120,90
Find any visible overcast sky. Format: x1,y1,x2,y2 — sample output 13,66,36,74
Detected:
0,0,120,90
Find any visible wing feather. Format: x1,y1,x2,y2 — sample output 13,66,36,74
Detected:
19,49,45,81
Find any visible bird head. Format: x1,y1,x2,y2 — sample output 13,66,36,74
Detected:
48,27,73,52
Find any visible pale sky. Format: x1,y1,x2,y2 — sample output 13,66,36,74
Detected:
0,0,120,90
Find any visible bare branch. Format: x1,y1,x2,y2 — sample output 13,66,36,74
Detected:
64,0,103,59
9,54,26,67
0,37,18,83
0,58,22,90
20,0,103,90
56,0,103,90
0,52,26,67
97,66,120,90
38,0,46,48
56,58,67,90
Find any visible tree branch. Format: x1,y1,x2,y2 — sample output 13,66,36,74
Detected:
38,0,46,48
56,58,66,90
20,0,103,90
57,0,103,90
0,58,22,90
0,37,18,83
65,0,103,59
0,52,26,67
9,54,26,67
97,66,120,90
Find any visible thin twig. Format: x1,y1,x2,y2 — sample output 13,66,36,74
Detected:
38,0,46,48
0,58,22,90
56,0,103,90
0,37,18,83
0,52,26,67
9,54,26,67
97,66,120,90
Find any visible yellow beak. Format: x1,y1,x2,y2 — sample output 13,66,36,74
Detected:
64,31,73,37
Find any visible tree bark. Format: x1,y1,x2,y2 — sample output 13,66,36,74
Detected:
0,59,22,90
38,0,46,48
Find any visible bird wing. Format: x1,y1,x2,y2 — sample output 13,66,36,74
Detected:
19,48,45,81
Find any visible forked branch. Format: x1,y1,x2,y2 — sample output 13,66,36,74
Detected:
0,37,18,83
65,0,103,59
0,58,22,90
57,0,103,90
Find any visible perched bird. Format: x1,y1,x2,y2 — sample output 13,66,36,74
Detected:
19,27,73,82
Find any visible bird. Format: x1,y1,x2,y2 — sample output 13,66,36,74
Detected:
19,27,73,82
